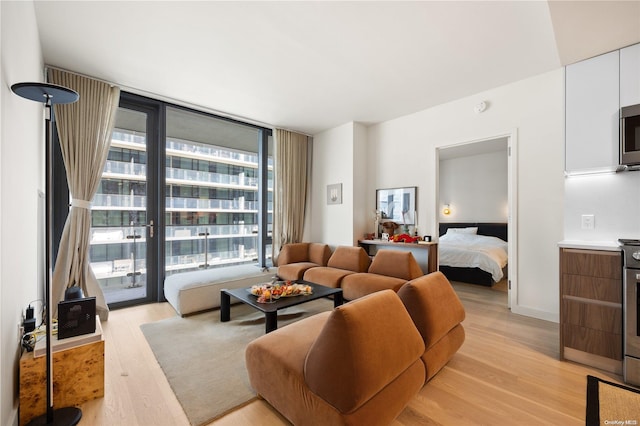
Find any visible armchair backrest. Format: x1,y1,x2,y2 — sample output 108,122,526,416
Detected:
304,290,424,413
397,271,465,350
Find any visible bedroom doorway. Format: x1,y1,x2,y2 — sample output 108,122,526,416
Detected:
435,133,517,309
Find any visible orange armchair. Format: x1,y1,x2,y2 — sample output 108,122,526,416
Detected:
245,290,425,425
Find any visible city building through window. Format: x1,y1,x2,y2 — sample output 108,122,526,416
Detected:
85,94,273,306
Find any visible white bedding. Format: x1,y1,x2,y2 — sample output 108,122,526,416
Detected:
438,232,508,282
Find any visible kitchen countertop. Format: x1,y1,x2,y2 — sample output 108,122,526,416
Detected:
558,240,621,251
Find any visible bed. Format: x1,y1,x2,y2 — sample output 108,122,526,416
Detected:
438,222,508,286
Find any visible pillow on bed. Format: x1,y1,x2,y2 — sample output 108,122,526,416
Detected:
446,227,478,235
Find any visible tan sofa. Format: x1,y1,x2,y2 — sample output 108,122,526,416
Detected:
275,242,332,281
245,272,466,424
341,249,424,300
277,244,426,301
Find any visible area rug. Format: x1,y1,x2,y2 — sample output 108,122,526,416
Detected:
586,375,640,426
140,298,333,426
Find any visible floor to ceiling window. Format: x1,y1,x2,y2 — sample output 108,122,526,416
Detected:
164,106,273,276
83,93,273,308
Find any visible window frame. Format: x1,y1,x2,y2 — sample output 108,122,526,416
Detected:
53,91,273,307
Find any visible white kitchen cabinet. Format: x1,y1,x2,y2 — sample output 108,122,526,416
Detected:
621,43,640,108
565,50,620,173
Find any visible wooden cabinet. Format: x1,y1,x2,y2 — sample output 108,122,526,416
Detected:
560,248,622,374
358,240,438,274
19,339,104,425
621,43,640,108
565,50,620,173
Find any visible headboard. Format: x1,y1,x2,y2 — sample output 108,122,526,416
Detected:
438,222,508,242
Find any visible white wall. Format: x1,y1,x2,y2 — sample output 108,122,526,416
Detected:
313,69,564,321
439,150,508,222
352,122,369,240
564,171,640,241
310,122,355,246
1,2,44,425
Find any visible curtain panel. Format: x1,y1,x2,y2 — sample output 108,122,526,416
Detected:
273,129,309,263
48,69,120,321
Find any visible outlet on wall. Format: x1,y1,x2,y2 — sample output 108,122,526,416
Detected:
581,214,595,230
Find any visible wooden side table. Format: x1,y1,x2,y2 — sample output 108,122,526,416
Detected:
19,338,104,425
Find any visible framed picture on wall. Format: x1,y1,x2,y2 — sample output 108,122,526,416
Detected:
376,187,416,224
327,183,342,205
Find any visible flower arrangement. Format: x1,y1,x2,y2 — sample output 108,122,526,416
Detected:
390,233,419,243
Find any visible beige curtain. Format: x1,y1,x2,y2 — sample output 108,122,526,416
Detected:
49,69,120,321
273,129,309,262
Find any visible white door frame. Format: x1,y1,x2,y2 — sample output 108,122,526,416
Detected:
434,129,518,309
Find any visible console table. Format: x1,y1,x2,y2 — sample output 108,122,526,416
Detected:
358,240,438,274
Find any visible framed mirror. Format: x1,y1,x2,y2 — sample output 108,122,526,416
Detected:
376,187,416,224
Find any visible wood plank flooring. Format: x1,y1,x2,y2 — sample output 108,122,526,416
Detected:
75,281,627,425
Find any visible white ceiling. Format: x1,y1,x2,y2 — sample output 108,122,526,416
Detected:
33,1,640,135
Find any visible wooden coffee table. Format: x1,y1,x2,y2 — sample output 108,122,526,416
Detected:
220,281,343,333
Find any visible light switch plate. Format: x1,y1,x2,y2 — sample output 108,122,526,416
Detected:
581,214,595,230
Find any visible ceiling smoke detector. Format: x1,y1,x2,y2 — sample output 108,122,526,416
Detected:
474,101,487,113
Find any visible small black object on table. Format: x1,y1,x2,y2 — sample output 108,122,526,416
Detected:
220,281,343,333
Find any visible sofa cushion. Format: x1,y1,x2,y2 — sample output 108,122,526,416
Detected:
326,246,371,273
304,290,425,413
303,266,355,288
277,262,319,281
421,324,465,381
340,273,407,300
367,249,423,280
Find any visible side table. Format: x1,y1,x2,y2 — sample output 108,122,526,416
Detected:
19,337,104,425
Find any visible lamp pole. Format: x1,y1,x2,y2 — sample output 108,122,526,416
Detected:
12,82,82,426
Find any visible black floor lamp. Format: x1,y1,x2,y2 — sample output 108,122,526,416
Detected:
12,82,82,426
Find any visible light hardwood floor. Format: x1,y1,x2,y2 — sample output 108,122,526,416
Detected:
76,281,625,425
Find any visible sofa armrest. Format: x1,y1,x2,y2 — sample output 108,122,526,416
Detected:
276,243,310,266
397,272,465,349
304,290,424,413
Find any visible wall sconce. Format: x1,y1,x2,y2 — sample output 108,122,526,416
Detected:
443,204,451,215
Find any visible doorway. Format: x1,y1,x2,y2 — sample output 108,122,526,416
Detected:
435,133,517,309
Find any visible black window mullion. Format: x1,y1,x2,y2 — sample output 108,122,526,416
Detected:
257,129,270,269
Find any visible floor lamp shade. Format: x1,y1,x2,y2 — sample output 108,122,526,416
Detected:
11,82,82,426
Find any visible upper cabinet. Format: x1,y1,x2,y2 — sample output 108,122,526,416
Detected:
621,43,640,108
565,50,620,174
